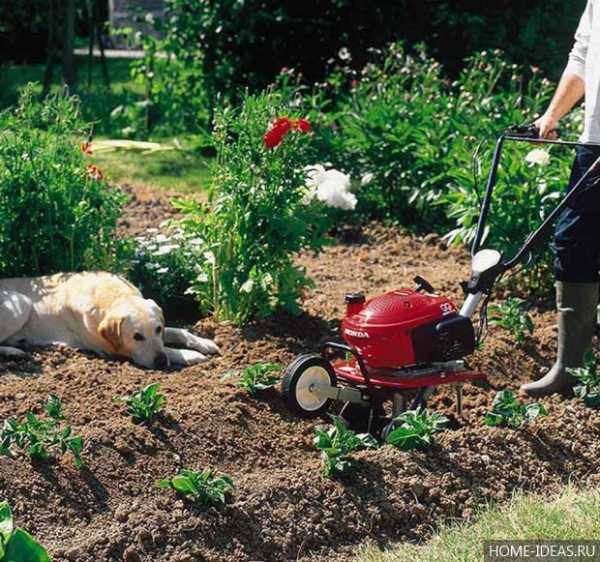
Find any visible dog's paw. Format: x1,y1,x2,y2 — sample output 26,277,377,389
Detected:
189,335,221,356
166,348,208,366
181,349,209,366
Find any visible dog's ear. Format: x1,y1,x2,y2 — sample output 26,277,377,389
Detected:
98,313,124,354
147,299,165,326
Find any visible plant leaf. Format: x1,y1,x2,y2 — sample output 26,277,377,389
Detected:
4,528,50,562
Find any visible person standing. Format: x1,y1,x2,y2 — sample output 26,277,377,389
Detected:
522,0,600,396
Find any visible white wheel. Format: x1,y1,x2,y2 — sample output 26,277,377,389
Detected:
281,354,337,417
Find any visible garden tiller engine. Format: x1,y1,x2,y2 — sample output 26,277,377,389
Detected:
282,125,600,436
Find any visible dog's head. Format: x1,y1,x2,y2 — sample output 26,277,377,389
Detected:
98,296,168,369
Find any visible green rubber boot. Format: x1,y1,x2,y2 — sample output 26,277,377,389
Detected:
521,281,599,398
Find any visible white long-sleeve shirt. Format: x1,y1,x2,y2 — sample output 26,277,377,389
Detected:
566,0,600,142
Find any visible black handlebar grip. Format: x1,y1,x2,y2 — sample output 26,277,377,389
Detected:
508,124,560,139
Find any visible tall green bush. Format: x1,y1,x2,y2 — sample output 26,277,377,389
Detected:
330,46,579,290
334,44,450,226
0,85,129,276
174,90,333,323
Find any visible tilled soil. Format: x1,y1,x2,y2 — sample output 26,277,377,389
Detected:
1,190,599,562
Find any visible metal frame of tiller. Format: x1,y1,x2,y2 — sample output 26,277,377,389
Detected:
317,126,600,422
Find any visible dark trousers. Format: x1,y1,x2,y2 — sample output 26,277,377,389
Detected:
554,146,600,283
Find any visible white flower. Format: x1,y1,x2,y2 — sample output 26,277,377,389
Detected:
525,149,551,167
145,262,160,270
240,279,254,293
203,251,216,265
153,244,179,256
338,47,351,61
155,234,169,243
304,164,327,187
316,182,357,210
361,172,374,186
146,228,159,234
196,272,209,283
304,165,356,210
157,267,169,274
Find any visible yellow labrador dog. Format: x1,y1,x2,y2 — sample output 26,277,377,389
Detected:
0,272,220,369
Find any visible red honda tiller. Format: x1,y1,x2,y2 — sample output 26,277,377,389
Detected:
282,125,600,438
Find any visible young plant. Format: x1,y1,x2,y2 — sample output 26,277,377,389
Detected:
0,501,50,562
485,389,547,428
122,382,166,424
314,415,378,479
570,352,600,408
385,408,449,451
488,298,534,345
157,468,234,507
233,363,281,395
0,395,83,468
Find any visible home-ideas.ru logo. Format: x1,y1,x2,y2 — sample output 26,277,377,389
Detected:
484,540,600,562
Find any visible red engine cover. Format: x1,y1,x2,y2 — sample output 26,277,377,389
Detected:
341,289,457,369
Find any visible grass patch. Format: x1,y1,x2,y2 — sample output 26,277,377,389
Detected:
91,143,212,193
0,60,211,193
356,486,600,562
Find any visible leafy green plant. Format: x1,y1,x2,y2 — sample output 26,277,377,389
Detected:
175,89,332,323
385,408,449,451
335,43,451,226
122,383,166,424
488,297,535,345
329,46,577,293
570,352,600,408
232,363,281,395
0,84,130,276
157,468,234,507
0,395,83,467
0,501,50,562
128,226,209,312
314,415,378,479
485,389,548,428
116,20,209,136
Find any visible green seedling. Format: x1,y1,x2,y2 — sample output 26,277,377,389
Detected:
488,298,534,345
314,415,378,479
157,468,234,507
123,382,166,424
570,352,600,408
0,501,50,562
0,395,83,468
485,389,547,428
386,408,449,450
226,363,281,395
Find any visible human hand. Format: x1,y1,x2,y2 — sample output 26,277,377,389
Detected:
534,113,559,139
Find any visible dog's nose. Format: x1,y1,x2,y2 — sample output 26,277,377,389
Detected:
154,352,169,370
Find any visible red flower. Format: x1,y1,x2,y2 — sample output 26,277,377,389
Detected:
263,117,311,149
295,118,311,133
80,141,93,155
87,164,104,180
